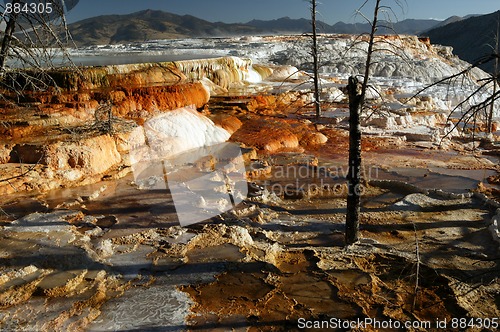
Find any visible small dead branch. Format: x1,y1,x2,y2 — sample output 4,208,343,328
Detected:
0,206,9,218
411,219,421,311
0,155,43,184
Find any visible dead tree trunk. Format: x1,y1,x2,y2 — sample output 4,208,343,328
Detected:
488,14,500,133
311,0,321,119
346,76,363,244
345,0,381,245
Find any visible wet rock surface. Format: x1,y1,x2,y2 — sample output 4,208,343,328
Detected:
1,176,499,330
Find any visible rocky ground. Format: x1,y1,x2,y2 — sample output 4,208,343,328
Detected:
0,35,500,331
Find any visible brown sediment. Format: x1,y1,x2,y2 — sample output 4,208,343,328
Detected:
180,241,476,330
5,62,185,91
110,83,210,119
0,176,499,330
211,114,243,134
178,196,498,330
230,116,334,153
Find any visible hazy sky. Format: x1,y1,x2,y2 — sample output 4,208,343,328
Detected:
65,0,500,24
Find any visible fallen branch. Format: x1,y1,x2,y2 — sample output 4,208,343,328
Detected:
411,219,421,311
0,155,43,184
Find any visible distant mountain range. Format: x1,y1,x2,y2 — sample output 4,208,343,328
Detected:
246,16,442,35
68,9,451,46
67,9,500,74
424,11,500,73
423,14,478,31
68,10,263,45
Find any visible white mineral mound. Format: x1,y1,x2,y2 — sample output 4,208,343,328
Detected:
146,106,229,154
129,106,231,169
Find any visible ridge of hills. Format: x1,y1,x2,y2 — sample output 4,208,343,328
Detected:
424,11,500,73
67,9,449,46
68,9,263,45
246,16,441,35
